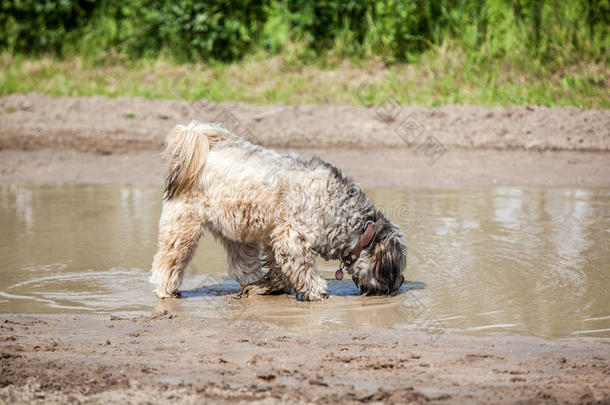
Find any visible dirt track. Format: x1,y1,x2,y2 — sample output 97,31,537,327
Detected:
1,314,608,404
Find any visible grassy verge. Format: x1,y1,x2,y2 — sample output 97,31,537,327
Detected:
1,49,607,108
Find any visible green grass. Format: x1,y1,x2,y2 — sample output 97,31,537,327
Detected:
1,48,607,108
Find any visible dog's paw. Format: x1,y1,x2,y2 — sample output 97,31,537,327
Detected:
236,283,268,299
298,276,329,301
299,290,329,301
157,290,182,299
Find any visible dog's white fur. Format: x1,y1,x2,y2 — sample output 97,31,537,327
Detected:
150,121,407,301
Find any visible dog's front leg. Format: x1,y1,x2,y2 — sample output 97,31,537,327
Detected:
272,228,328,301
276,253,327,301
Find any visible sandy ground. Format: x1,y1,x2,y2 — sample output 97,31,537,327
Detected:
1,313,608,404
1,94,609,403
1,93,609,152
1,148,609,188
1,93,609,187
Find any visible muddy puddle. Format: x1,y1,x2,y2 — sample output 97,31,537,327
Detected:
1,183,608,340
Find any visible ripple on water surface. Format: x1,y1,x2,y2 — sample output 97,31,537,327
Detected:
0,183,608,340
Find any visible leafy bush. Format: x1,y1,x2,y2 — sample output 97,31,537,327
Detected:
0,0,98,56
0,0,608,64
125,0,267,61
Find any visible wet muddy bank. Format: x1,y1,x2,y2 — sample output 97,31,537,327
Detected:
0,313,608,404
1,93,609,189
1,148,609,188
1,94,609,153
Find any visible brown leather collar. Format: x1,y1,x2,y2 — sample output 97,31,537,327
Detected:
342,221,376,266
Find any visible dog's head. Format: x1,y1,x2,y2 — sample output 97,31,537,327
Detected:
348,212,407,295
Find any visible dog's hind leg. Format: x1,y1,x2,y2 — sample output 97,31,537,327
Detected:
221,239,266,287
238,247,291,298
150,198,204,298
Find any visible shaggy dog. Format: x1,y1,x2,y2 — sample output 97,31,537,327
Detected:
150,121,407,301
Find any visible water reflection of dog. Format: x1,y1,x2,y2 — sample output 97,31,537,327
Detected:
150,121,407,301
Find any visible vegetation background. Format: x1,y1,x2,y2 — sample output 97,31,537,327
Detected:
1,0,608,107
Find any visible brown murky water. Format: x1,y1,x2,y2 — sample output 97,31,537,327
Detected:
1,183,608,340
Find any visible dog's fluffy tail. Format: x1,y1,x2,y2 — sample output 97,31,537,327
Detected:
163,121,228,200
